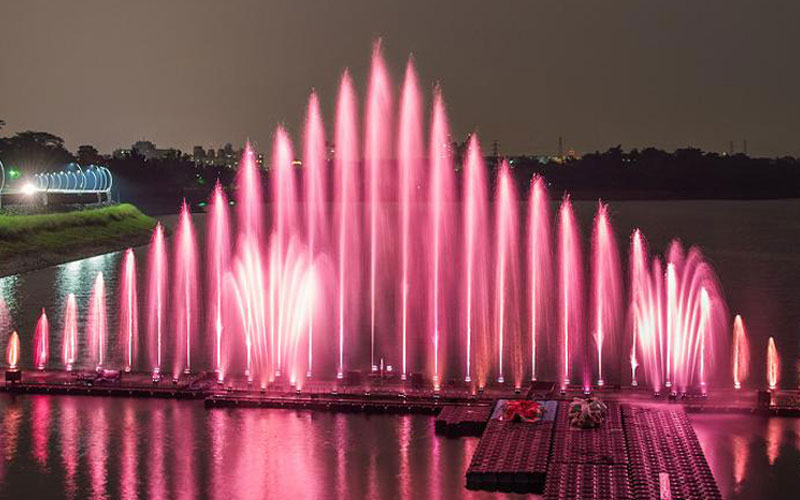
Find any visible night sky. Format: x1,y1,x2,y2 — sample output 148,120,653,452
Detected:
1,0,798,157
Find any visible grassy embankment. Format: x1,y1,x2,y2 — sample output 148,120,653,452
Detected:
0,204,157,277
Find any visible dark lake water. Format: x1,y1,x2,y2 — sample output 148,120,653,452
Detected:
0,394,798,500
0,199,799,498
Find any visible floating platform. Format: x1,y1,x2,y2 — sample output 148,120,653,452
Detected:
466,401,721,499
434,404,494,436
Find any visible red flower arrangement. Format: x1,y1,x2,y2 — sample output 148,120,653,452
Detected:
503,400,543,422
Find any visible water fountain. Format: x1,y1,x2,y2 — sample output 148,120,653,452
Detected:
732,315,750,389
1,44,737,397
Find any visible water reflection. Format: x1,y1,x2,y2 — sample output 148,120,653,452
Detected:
60,396,79,500
766,417,782,465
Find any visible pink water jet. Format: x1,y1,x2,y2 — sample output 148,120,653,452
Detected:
428,88,454,387
494,161,521,385
6,331,19,369
88,273,107,369
398,58,424,380
334,70,360,379
271,126,298,377
557,196,583,389
527,176,552,382
732,314,750,389
33,309,49,370
173,201,199,377
147,223,167,376
303,91,328,378
237,143,264,243
767,337,779,390
120,249,138,372
365,41,393,372
208,183,231,381
62,294,78,370
591,202,622,387
462,135,489,385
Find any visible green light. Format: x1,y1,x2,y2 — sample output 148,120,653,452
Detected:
8,168,20,179
198,201,208,208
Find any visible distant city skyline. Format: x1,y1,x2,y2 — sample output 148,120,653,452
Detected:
1,1,799,157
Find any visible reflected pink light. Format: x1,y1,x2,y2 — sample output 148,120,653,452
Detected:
59,397,79,499
31,396,50,467
766,417,781,465
121,401,137,500
732,435,748,489
87,402,108,499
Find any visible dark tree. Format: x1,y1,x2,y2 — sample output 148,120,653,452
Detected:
77,144,103,166
0,131,75,172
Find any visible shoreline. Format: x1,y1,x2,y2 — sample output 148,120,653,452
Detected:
0,204,158,278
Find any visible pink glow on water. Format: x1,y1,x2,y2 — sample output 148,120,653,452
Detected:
6,331,19,369
33,309,49,370
428,89,454,385
62,294,78,370
398,58,423,380
173,201,199,377
365,41,393,371
591,202,622,387
732,314,750,389
88,273,107,369
334,70,360,378
208,183,231,380
120,249,138,372
303,91,328,377
32,396,50,466
558,196,582,388
463,136,489,384
494,161,520,385
527,176,551,382
147,223,167,374
767,337,779,390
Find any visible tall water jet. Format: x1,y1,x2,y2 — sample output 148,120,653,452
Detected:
120,249,138,372
62,294,78,371
494,161,520,385
6,331,19,369
591,202,622,387
398,58,423,380
208,183,231,381
557,196,582,389
428,88,454,387
462,135,489,385
732,315,750,389
271,126,299,378
303,92,328,378
365,41,393,373
33,309,49,370
334,70,360,379
699,287,710,390
767,337,779,390
665,262,677,390
527,176,551,382
629,230,650,387
237,143,264,243
147,223,167,377
88,273,107,369
173,201,199,377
